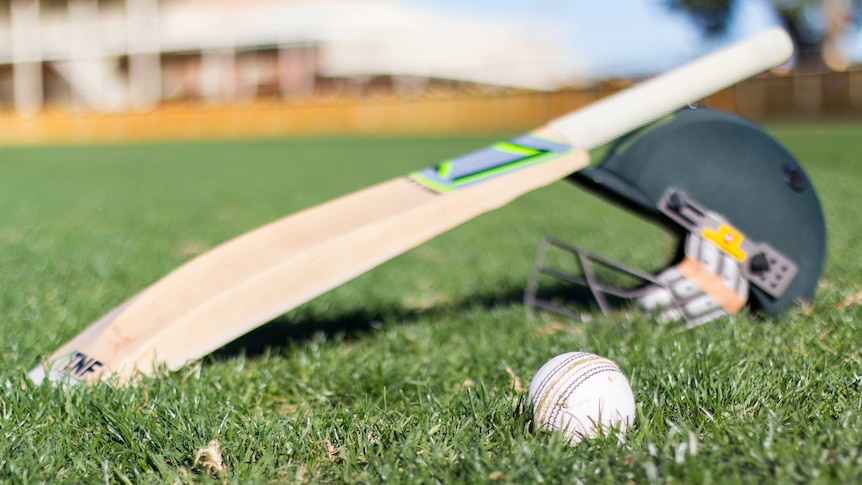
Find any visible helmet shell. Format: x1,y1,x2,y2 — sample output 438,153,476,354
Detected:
571,107,827,316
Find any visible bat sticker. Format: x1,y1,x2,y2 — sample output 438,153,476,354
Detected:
409,135,572,193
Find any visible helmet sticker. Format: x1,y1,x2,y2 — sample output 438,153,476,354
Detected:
702,224,747,262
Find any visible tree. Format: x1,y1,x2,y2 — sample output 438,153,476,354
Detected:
666,0,738,36
667,0,861,69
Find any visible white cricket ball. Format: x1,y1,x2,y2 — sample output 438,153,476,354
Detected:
528,351,636,444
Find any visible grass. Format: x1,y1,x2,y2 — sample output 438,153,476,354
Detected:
1,124,862,484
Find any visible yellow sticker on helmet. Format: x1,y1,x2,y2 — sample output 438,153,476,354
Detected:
702,224,747,262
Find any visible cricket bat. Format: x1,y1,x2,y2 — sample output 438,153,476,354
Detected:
28,28,793,385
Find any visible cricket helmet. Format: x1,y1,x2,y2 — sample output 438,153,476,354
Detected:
526,106,826,326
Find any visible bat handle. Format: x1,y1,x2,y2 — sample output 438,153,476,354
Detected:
549,27,793,150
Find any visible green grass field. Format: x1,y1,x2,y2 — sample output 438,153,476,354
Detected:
1,124,861,484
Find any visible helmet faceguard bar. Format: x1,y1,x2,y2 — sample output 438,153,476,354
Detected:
524,236,683,320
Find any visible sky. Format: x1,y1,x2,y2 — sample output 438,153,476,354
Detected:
405,0,786,79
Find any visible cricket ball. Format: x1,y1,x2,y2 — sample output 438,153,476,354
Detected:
528,351,636,444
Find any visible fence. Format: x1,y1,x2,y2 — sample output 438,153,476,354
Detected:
0,68,860,145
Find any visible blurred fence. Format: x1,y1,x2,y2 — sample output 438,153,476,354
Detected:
732,69,862,120
0,68,860,145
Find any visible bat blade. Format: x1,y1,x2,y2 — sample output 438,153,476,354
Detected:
30,134,587,384
28,28,793,385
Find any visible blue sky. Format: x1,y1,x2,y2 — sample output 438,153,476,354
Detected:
405,0,785,78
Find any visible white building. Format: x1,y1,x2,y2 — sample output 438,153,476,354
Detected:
0,0,572,115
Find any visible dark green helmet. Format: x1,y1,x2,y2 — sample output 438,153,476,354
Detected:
569,106,826,317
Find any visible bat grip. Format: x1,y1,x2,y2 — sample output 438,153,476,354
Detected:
548,28,793,150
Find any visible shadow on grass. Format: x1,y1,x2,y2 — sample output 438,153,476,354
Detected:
213,281,602,361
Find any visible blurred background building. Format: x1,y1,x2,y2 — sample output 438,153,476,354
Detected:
0,0,861,142
0,0,575,115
